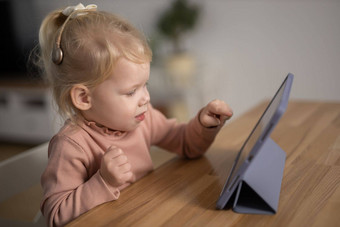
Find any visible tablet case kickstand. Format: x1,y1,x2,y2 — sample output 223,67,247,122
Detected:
231,138,286,214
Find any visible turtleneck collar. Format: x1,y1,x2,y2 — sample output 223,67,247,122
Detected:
77,116,127,137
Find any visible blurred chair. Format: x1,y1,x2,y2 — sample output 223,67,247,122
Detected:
0,143,48,227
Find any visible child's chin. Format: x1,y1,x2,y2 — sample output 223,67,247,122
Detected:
125,123,141,132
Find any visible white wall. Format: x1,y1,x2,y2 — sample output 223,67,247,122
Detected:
190,0,340,115
33,0,340,117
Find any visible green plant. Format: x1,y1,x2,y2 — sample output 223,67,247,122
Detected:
157,0,200,54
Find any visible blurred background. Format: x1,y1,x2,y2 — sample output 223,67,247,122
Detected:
0,0,340,150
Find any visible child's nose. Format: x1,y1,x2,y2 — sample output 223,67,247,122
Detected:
139,89,150,106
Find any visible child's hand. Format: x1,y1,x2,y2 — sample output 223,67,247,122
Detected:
200,99,233,128
100,146,135,188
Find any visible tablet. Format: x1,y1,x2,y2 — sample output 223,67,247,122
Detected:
216,73,294,213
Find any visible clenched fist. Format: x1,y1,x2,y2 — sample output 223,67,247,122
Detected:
100,146,135,188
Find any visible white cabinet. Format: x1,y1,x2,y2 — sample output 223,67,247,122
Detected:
0,85,61,143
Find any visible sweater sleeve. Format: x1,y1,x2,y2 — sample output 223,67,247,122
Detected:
41,135,120,227
149,106,222,158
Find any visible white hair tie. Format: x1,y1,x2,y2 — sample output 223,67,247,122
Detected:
62,3,97,18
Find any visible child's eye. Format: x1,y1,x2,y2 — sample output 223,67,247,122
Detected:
126,89,136,96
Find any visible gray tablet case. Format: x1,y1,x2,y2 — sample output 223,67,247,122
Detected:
216,73,294,214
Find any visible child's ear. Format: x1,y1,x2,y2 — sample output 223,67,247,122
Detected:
70,84,92,110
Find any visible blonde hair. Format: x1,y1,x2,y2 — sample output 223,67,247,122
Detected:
37,9,152,121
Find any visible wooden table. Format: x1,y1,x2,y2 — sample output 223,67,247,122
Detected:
68,101,340,227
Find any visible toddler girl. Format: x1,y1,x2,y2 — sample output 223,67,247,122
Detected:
38,3,233,227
